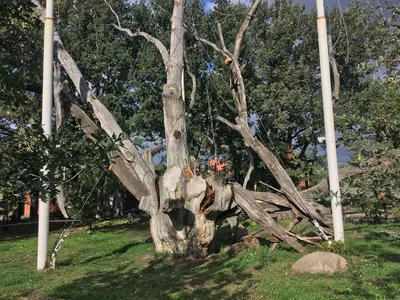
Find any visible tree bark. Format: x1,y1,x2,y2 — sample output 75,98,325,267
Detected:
163,2,189,169
53,61,68,219
232,183,306,252
328,35,340,104
32,0,335,257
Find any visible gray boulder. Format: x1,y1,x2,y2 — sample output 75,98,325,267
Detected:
293,251,348,275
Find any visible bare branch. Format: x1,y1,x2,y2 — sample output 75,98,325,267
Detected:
300,164,377,200
232,183,307,252
105,0,169,66
215,22,247,115
193,30,230,59
68,102,99,141
53,61,63,132
150,144,164,155
231,60,247,116
216,116,240,131
228,0,262,117
54,32,124,139
217,23,233,56
243,165,254,189
211,3,332,229
243,147,254,188
104,0,121,28
328,35,340,104
249,191,290,208
270,217,302,251
52,31,160,215
67,102,151,202
233,0,261,59
31,0,45,21
184,50,197,109
111,25,169,66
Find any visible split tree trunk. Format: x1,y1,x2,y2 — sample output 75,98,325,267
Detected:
48,0,233,257
33,0,335,258
144,2,222,257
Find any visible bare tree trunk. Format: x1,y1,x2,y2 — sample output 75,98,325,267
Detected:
163,2,189,169
146,2,223,257
32,0,338,257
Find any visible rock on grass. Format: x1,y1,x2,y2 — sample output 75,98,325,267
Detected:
293,251,348,275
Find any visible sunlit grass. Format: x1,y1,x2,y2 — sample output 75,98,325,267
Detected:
0,221,399,299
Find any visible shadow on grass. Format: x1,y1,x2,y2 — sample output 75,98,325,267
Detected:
213,224,235,252
334,228,400,298
90,220,150,232
83,240,149,264
46,254,255,300
24,223,256,300
334,267,400,299
350,231,400,263
0,221,67,241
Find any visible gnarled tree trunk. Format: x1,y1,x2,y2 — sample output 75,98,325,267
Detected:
32,0,334,259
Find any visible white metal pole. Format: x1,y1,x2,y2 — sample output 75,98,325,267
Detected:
38,0,54,270
316,0,344,241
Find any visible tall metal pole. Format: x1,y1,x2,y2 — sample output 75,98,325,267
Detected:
38,0,54,270
316,0,344,241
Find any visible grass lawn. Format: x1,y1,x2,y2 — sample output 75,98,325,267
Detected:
0,220,399,300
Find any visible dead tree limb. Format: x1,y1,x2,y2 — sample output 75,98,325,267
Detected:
67,103,150,201
183,50,197,109
196,0,330,229
53,61,63,132
52,31,159,216
195,0,329,233
301,165,370,200
105,0,169,66
328,35,340,104
217,23,233,56
243,147,254,189
193,30,231,60
232,183,306,252
270,217,302,251
150,144,164,155
28,4,157,208
52,61,69,219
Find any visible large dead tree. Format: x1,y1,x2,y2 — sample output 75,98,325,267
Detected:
32,0,336,257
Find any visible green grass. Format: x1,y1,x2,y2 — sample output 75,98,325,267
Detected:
0,221,399,300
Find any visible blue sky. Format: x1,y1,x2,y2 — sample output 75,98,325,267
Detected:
202,0,396,13
202,0,350,12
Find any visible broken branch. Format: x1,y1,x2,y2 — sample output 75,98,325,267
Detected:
183,50,197,109
193,30,230,59
216,116,240,131
243,147,254,189
328,35,340,104
233,0,261,59
232,183,307,253
217,23,233,57
105,0,169,66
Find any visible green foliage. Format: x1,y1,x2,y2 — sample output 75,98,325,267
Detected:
1,0,399,223
336,15,400,221
321,240,346,255
343,147,400,222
